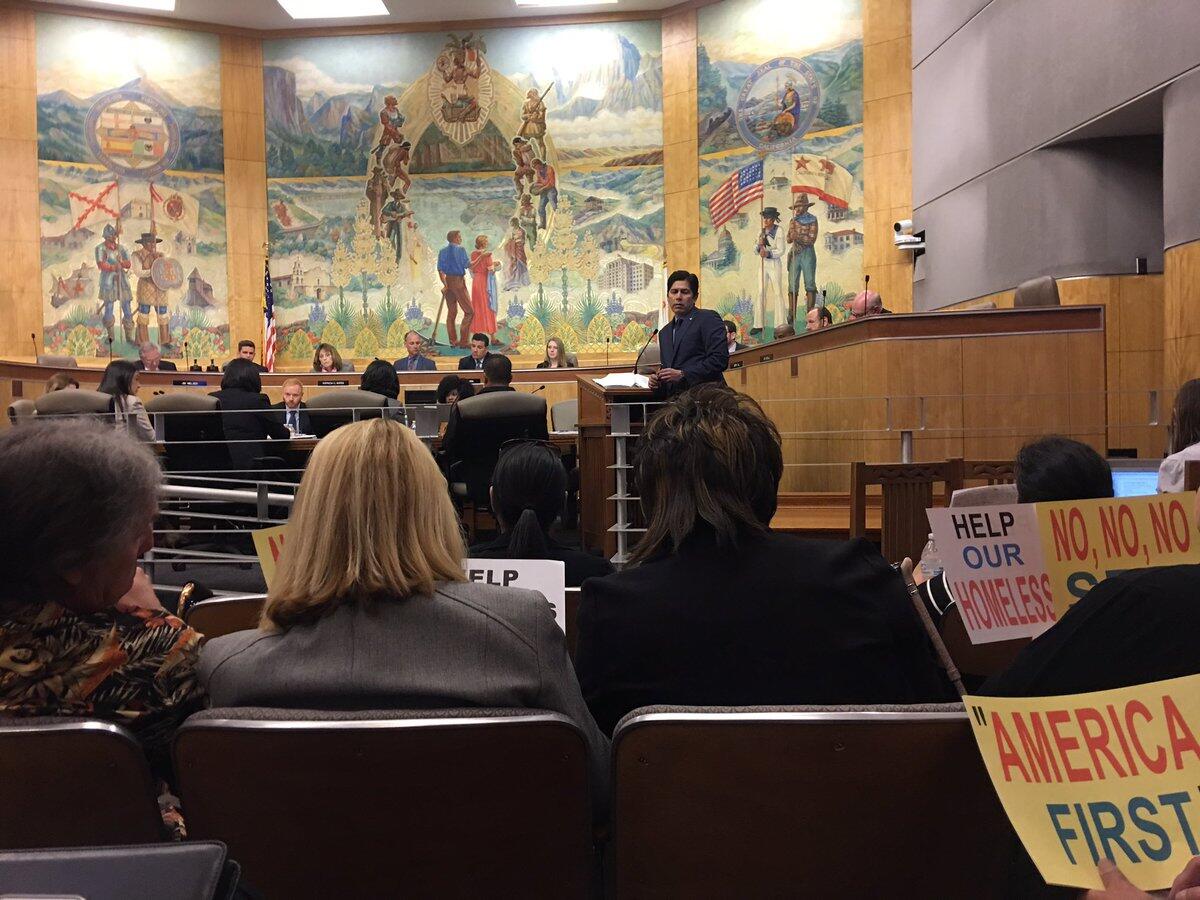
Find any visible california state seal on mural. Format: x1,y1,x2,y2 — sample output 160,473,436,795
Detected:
735,57,821,154
427,33,496,146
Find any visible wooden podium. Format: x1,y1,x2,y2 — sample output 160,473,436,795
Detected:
576,376,658,563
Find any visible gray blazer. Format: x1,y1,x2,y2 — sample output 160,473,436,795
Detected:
199,580,609,816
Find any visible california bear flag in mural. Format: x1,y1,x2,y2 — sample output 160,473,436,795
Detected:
263,21,664,364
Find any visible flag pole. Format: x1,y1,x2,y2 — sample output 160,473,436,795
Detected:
262,240,270,369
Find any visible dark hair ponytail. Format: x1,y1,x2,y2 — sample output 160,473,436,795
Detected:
506,506,550,558
491,444,567,560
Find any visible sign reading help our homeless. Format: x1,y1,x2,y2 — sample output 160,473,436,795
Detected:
463,559,566,634
964,675,1200,891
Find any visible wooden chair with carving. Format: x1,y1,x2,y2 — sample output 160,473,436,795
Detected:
850,460,964,564
959,458,1015,485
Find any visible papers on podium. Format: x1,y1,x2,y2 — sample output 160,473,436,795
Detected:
593,373,650,390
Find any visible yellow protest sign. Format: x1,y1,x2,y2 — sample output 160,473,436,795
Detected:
251,524,290,588
1035,493,1200,618
964,675,1200,890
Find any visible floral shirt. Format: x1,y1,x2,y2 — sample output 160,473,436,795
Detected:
0,600,205,838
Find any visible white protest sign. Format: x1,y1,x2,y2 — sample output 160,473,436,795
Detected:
926,504,1057,645
463,559,566,634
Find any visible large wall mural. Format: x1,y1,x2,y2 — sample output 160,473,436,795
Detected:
263,21,664,365
35,13,229,361
697,0,863,345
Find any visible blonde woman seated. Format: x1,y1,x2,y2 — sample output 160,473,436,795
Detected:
199,418,609,809
537,337,575,369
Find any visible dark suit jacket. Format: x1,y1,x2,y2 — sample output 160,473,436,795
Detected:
133,360,177,371
222,359,268,373
209,388,291,470
394,355,437,372
457,352,493,371
469,532,614,588
657,308,729,396
575,530,954,735
443,385,549,504
271,400,313,435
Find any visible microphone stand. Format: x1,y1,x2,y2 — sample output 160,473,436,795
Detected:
632,327,659,375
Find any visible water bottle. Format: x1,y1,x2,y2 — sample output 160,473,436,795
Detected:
919,533,944,579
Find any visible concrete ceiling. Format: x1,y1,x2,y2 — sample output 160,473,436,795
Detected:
48,0,679,31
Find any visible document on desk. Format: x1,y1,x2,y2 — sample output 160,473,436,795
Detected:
593,373,650,389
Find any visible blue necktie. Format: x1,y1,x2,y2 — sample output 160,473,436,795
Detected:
288,410,297,430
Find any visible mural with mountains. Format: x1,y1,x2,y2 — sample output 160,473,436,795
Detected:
697,0,864,347
34,13,229,360
263,21,664,363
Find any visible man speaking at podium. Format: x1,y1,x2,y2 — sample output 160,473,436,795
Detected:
649,270,729,397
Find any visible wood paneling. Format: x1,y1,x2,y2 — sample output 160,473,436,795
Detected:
661,6,699,278
1165,240,1200,396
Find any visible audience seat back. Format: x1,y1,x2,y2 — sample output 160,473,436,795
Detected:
612,705,1012,899
174,708,591,899
940,604,1031,680
0,718,163,849
183,595,265,642
33,388,114,420
145,393,227,471
7,398,35,425
450,391,548,505
304,389,386,437
551,399,579,432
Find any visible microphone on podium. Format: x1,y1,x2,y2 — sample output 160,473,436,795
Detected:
30,332,37,359
531,384,546,394
632,327,659,374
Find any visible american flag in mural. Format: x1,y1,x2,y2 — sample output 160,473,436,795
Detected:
706,160,764,229
262,259,276,372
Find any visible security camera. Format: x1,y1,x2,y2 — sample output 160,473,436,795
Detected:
893,219,913,234
893,220,926,255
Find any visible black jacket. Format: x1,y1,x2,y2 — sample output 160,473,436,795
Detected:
657,308,729,396
209,388,291,471
469,532,614,588
575,530,954,735
457,352,493,371
133,360,177,371
271,400,312,436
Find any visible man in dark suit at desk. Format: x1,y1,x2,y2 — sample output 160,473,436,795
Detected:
650,270,729,397
272,378,312,434
133,342,177,371
224,339,268,373
457,333,495,371
395,330,437,371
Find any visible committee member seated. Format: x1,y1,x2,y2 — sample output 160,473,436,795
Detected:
805,305,832,332
470,441,614,587
313,342,353,374
98,358,154,442
724,320,745,353
1159,378,1200,492
537,336,576,369
224,339,268,372
443,355,549,506
199,418,609,815
649,270,728,397
44,371,79,394
436,374,475,405
845,289,891,319
273,378,312,434
0,422,204,782
134,342,176,372
395,330,436,371
457,333,495,371
210,358,291,472
575,384,952,735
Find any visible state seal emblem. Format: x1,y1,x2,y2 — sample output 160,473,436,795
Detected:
735,57,822,154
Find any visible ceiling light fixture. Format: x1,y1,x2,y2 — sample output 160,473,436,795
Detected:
515,0,618,7
82,0,176,10
277,0,389,19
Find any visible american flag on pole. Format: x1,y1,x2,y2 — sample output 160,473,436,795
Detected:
706,160,764,229
262,259,276,373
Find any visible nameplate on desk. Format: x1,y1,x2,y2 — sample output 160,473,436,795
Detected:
759,354,774,362
317,379,350,386
730,361,743,369
172,378,208,386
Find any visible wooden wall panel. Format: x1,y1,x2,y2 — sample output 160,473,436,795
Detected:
1165,240,1200,399
661,6,699,279
0,8,41,359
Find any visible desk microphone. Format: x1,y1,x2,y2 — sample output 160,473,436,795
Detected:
632,327,659,374
531,384,546,394
107,336,114,362
30,332,37,359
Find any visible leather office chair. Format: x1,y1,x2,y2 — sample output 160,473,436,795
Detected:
33,388,114,424
612,705,1012,899
145,393,227,472
551,398,579,432
174,708,591,899
183,594,266,642
447,390,548,508
7,398,35,425
305,388,387,437
1013,275,1060,308
36,354,78,368
0,718,164,848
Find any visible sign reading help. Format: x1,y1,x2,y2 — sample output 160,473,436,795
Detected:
926,505,1055,644
251,524,290,589
1035,494,1200,619
463,559,566,634
964,675,1200,891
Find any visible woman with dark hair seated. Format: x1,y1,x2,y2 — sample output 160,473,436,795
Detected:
210,357,290,473
574,384,952,736
360,358,406,420
1159,378,1200,492
98,358,154,441
436,374,475,405
470,442,613,586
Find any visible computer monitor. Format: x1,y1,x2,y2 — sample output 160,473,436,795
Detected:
1108,459,1160,498
404,389,438,405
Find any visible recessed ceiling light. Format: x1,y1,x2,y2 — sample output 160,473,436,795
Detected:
81,0,176,10
277,0,389,18
515,0,618,6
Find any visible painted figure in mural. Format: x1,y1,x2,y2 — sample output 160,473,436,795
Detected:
437,37,483,123
372,95,406,163
530,159,558,229
469,234,501,336
132,231,170,348
754,207,787,335
786,193,819,321
94,223,134,345
380,189,413,265
519,87,550,159
518,194,538,249
437,230,473,347
366,165,389,239
383,140,412,196
511,137,536,195
773,79,804,138
502,217,530,291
